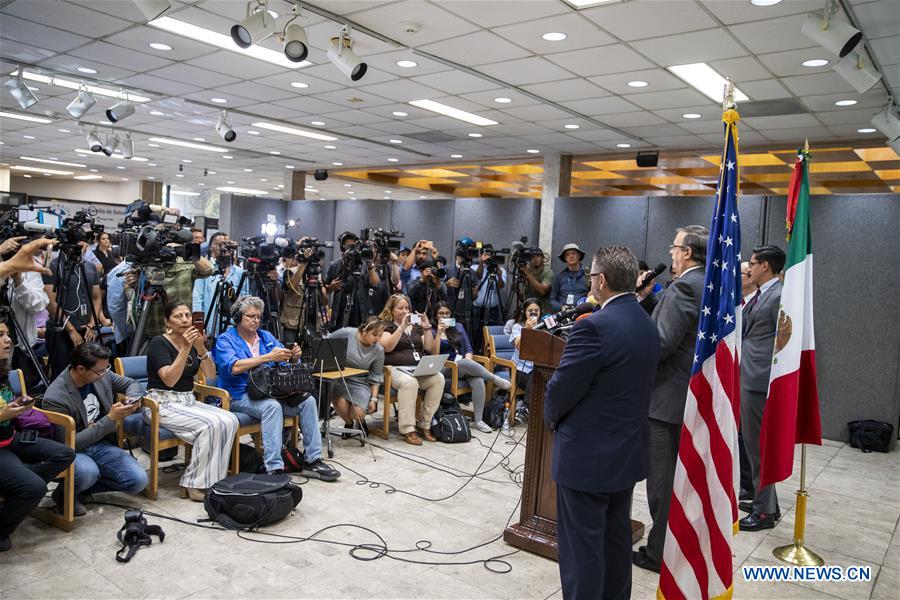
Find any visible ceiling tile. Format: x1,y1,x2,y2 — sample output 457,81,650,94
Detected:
409,70,498,95
587,68,686,95
580,0,719,41
700,0,823,25
521,78,610,103
852,0,900,40
738,79,793,101
0,15,92,53
439,0,568,28
870,36,900,67
477,56,577,85
630,29,748,65
600,112,668,127
546,44,654,77
348,1,480,46
627,89,710,110
559,96,642,117
69,41,174,73
0,39,58,65
185,53,286,79
146,63,242,89
743,113,823,130
492,12,615,53
356,79,446,103
756,48,841,77
780,72,857,96
3,0,131,38
499,104,577,122
103,28,218,63
729,14,817,54
418,31,532,67
115,73,203,97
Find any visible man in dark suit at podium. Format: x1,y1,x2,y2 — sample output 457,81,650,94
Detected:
545,245,660,600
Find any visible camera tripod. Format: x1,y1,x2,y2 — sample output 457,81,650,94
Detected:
290,268,327,353
472,267,506,353
240,260,282,341
450,262,476,338
128,277,168,356
0,284,50,390
48,249,105,379
332,259,372,330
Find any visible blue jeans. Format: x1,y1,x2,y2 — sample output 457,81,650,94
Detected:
74,442,148,496
231,394,321,472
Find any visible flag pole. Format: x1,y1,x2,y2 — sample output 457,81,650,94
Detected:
772,141,823,566
773,444,823,565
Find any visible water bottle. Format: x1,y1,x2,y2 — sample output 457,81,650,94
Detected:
501,402,510,433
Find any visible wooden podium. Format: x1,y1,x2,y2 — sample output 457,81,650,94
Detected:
502,328,645,561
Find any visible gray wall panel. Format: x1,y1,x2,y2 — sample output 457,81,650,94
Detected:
452,198,540,251
552,196,650,268
225,194,286,242
646,195,765,285
334,199,393,244
765,193,900,442
286,200,337,263
390,199,455,259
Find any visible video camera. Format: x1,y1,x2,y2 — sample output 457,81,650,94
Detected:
239,235,296,270
118,200,197,267
360,227,404,261
455,238,480,264
481,244,510,269
0,205,104,261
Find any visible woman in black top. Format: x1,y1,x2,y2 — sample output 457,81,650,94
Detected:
145,302,238,501
0,318,75,552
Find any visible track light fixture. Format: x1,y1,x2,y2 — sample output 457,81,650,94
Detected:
102,133,120,157
86,128,102,153
801,0,862,58
4,66,39,110
327,26,367,82
280,2,308,63
133,0,172,21
65,83,96,119
870,103,900,142
216,110,237,142
122,133,134,159
231,0,276,49
833,50,882,93
106,97,135,122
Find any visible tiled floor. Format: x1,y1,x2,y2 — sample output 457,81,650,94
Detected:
1,423,897,600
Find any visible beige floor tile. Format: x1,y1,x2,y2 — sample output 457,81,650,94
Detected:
871,567,899,600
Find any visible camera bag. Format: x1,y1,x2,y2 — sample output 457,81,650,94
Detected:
847,420,894,453
203,473,302,531
431,406,471,443
247,362,316,407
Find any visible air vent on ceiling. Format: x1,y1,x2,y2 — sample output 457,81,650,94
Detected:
404,131,456,143
739,98,808,118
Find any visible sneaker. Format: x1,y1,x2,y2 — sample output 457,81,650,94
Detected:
473,420,493,433
301,459,340,482
515,406,529,425
51,485,87,517
0,536,10,552
492,376,512,391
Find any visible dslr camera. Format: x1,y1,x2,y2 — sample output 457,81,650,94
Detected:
118,200,198,267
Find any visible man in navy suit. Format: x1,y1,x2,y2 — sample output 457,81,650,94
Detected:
545,245,660,600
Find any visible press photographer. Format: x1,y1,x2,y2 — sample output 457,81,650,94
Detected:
549,243,590,312
400,239,438,292
192,232,247,338
280,237,331,347
511,243,553,315
361,227,403,315
407,260,448,314
471,244,508,352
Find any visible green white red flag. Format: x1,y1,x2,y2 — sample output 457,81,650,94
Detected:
758,147,822,488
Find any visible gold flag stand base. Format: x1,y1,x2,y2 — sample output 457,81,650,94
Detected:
772,445,825,566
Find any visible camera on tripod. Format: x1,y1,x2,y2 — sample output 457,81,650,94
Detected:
295,237,332,278
455,238,481,267
239,235,296,271
482,245,510,271
119,200,197,268
360,227,404,261
0,205,104,261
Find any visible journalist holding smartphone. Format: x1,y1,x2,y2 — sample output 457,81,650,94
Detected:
0,317,76,553
430,302,510,433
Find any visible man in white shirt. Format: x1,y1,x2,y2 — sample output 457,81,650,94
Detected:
1,236,49,389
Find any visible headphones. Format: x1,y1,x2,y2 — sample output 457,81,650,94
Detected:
338,231,358,247
230,298,244,324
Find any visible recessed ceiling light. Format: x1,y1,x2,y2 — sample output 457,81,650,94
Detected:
285,165,295,169
148,143,160,148
343,183,352,187
223,155,233,159
683,113,702,119
751,0,783,6
175,173,184,178
89,169,99,173
12,69,151,102
247,130,260,135
217,186,268,195
199,183,206,186
149,42,173,51
493,97,512,104
182,159,192,163
0,110,52,124
667,63,749,103
251,121,337,141
333,162,343,166
419,196,427,199
468,133,483,138
383,196,390,200
74,174,103,180
98,120,113,125
20,156,86,168
57,128,71,133
450,154,463,158
392,111,408,117
22,135,35,139
210,97,227,104
834,99,857,106
149,16,310,69
227,181,235,184
269,150,281,154
387,158,399,162
542,32,567,42
563,124,580,129
627,80,649,88
208,170,216,175
384,190,392,193
347,191,355,194
116,166,126,170
857,127,877,133
148,163,156,167
389,139,402,144
11,165,74,176
310,121,325,126
526,149,540,154
76,66,98,74
409,99,499,126
396,60,417,68
22,174,31,178
192,137,205,142
150,110,165,116
324,145,336,149
290,81,309,89
260,178,268,182
243,168,253,172
617,143,631,148
147,176,155,180
802,58,829,67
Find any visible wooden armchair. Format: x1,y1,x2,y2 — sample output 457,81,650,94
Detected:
483,325,526,427
444,355,493,418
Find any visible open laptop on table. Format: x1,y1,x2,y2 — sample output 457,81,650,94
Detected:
396,354,450,377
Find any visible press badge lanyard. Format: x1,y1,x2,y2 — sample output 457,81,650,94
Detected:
403,326,421,362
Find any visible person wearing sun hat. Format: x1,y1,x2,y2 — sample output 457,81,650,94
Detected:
549,243,590,312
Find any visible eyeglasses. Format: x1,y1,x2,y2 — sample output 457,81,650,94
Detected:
748,260,762,266
589,271,602,278
243,313,262,321
669,244,689,252
90,365,111,376
741,271,751,277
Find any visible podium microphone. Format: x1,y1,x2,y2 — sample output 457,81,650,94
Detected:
534,302,595,331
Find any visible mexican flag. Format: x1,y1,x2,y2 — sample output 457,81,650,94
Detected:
758,148,823,488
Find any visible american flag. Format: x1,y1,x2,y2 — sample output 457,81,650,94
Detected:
658,109,742,600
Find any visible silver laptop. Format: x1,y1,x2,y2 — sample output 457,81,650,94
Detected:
397,354,449,377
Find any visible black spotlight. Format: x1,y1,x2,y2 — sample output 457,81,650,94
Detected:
314,169,328,181
636,151,659,168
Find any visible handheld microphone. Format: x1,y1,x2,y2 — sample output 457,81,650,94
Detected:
534,302,595,330
636,263,667,292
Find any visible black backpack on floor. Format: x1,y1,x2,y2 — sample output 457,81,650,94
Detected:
847,420,894,453
203,473,302,530
431,406,471,443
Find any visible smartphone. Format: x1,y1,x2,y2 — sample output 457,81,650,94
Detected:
123,396,142,406
441,318,456,328
10,395,35,408
409,314,421,325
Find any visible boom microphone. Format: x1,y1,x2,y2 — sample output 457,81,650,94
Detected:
636,263,667,292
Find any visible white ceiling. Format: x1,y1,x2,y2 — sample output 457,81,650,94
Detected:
0,0,897,199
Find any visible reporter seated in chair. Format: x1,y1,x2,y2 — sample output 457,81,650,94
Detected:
214,296,339,481
509,298,542,412
42,342,148,516
329,317,386,434
378,294,444,446
0,319,75,552
431,302,510,433
145,301,239,501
